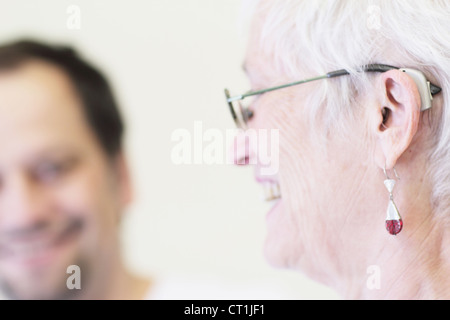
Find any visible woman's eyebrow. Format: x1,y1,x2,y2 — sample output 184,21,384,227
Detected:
242,61,265,84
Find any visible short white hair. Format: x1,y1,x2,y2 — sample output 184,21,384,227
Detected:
242,0,450,218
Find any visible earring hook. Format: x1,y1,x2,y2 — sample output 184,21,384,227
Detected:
384,162,400,180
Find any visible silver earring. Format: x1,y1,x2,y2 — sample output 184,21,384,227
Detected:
383,164,403,235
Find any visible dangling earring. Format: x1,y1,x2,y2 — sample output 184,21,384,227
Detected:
383,164,403,235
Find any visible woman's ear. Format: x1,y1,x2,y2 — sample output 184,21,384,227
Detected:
372,69,422,169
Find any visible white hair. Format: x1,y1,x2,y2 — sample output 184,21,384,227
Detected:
241,0,450,219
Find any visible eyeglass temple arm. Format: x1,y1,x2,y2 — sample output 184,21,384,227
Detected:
235,74,329,101
327,63,442,96
230,63,442,102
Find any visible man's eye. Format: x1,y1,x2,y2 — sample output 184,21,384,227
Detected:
33,159,77,182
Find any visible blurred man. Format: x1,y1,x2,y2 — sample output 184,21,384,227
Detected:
0,40,150,299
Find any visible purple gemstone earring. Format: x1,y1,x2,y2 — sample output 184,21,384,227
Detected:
384,165,402,235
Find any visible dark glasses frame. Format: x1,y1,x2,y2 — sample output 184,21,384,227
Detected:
224,63,442,129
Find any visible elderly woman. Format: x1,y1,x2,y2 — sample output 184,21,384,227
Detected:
225,0,449,299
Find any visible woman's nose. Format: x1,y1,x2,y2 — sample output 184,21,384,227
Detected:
229,129,256,166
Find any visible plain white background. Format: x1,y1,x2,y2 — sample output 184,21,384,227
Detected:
0,0,340,299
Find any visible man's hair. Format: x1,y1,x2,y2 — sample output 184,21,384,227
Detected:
0,39,124,158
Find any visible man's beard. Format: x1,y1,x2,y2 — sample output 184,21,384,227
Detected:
0,257,90,300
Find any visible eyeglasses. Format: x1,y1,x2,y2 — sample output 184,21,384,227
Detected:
224,63,442,129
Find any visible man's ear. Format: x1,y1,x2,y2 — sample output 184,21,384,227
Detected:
113,151,133,207
372,69,422,169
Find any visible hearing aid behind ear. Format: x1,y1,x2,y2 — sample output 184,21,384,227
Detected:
399,68,435,112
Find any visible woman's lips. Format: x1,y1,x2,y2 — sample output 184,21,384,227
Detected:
259,180,282,220
255,175,281,202
261,181,281,201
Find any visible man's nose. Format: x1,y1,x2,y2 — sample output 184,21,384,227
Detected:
229,129,257,166
0,173,49,230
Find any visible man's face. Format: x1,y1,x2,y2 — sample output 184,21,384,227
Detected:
0,60,129,299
